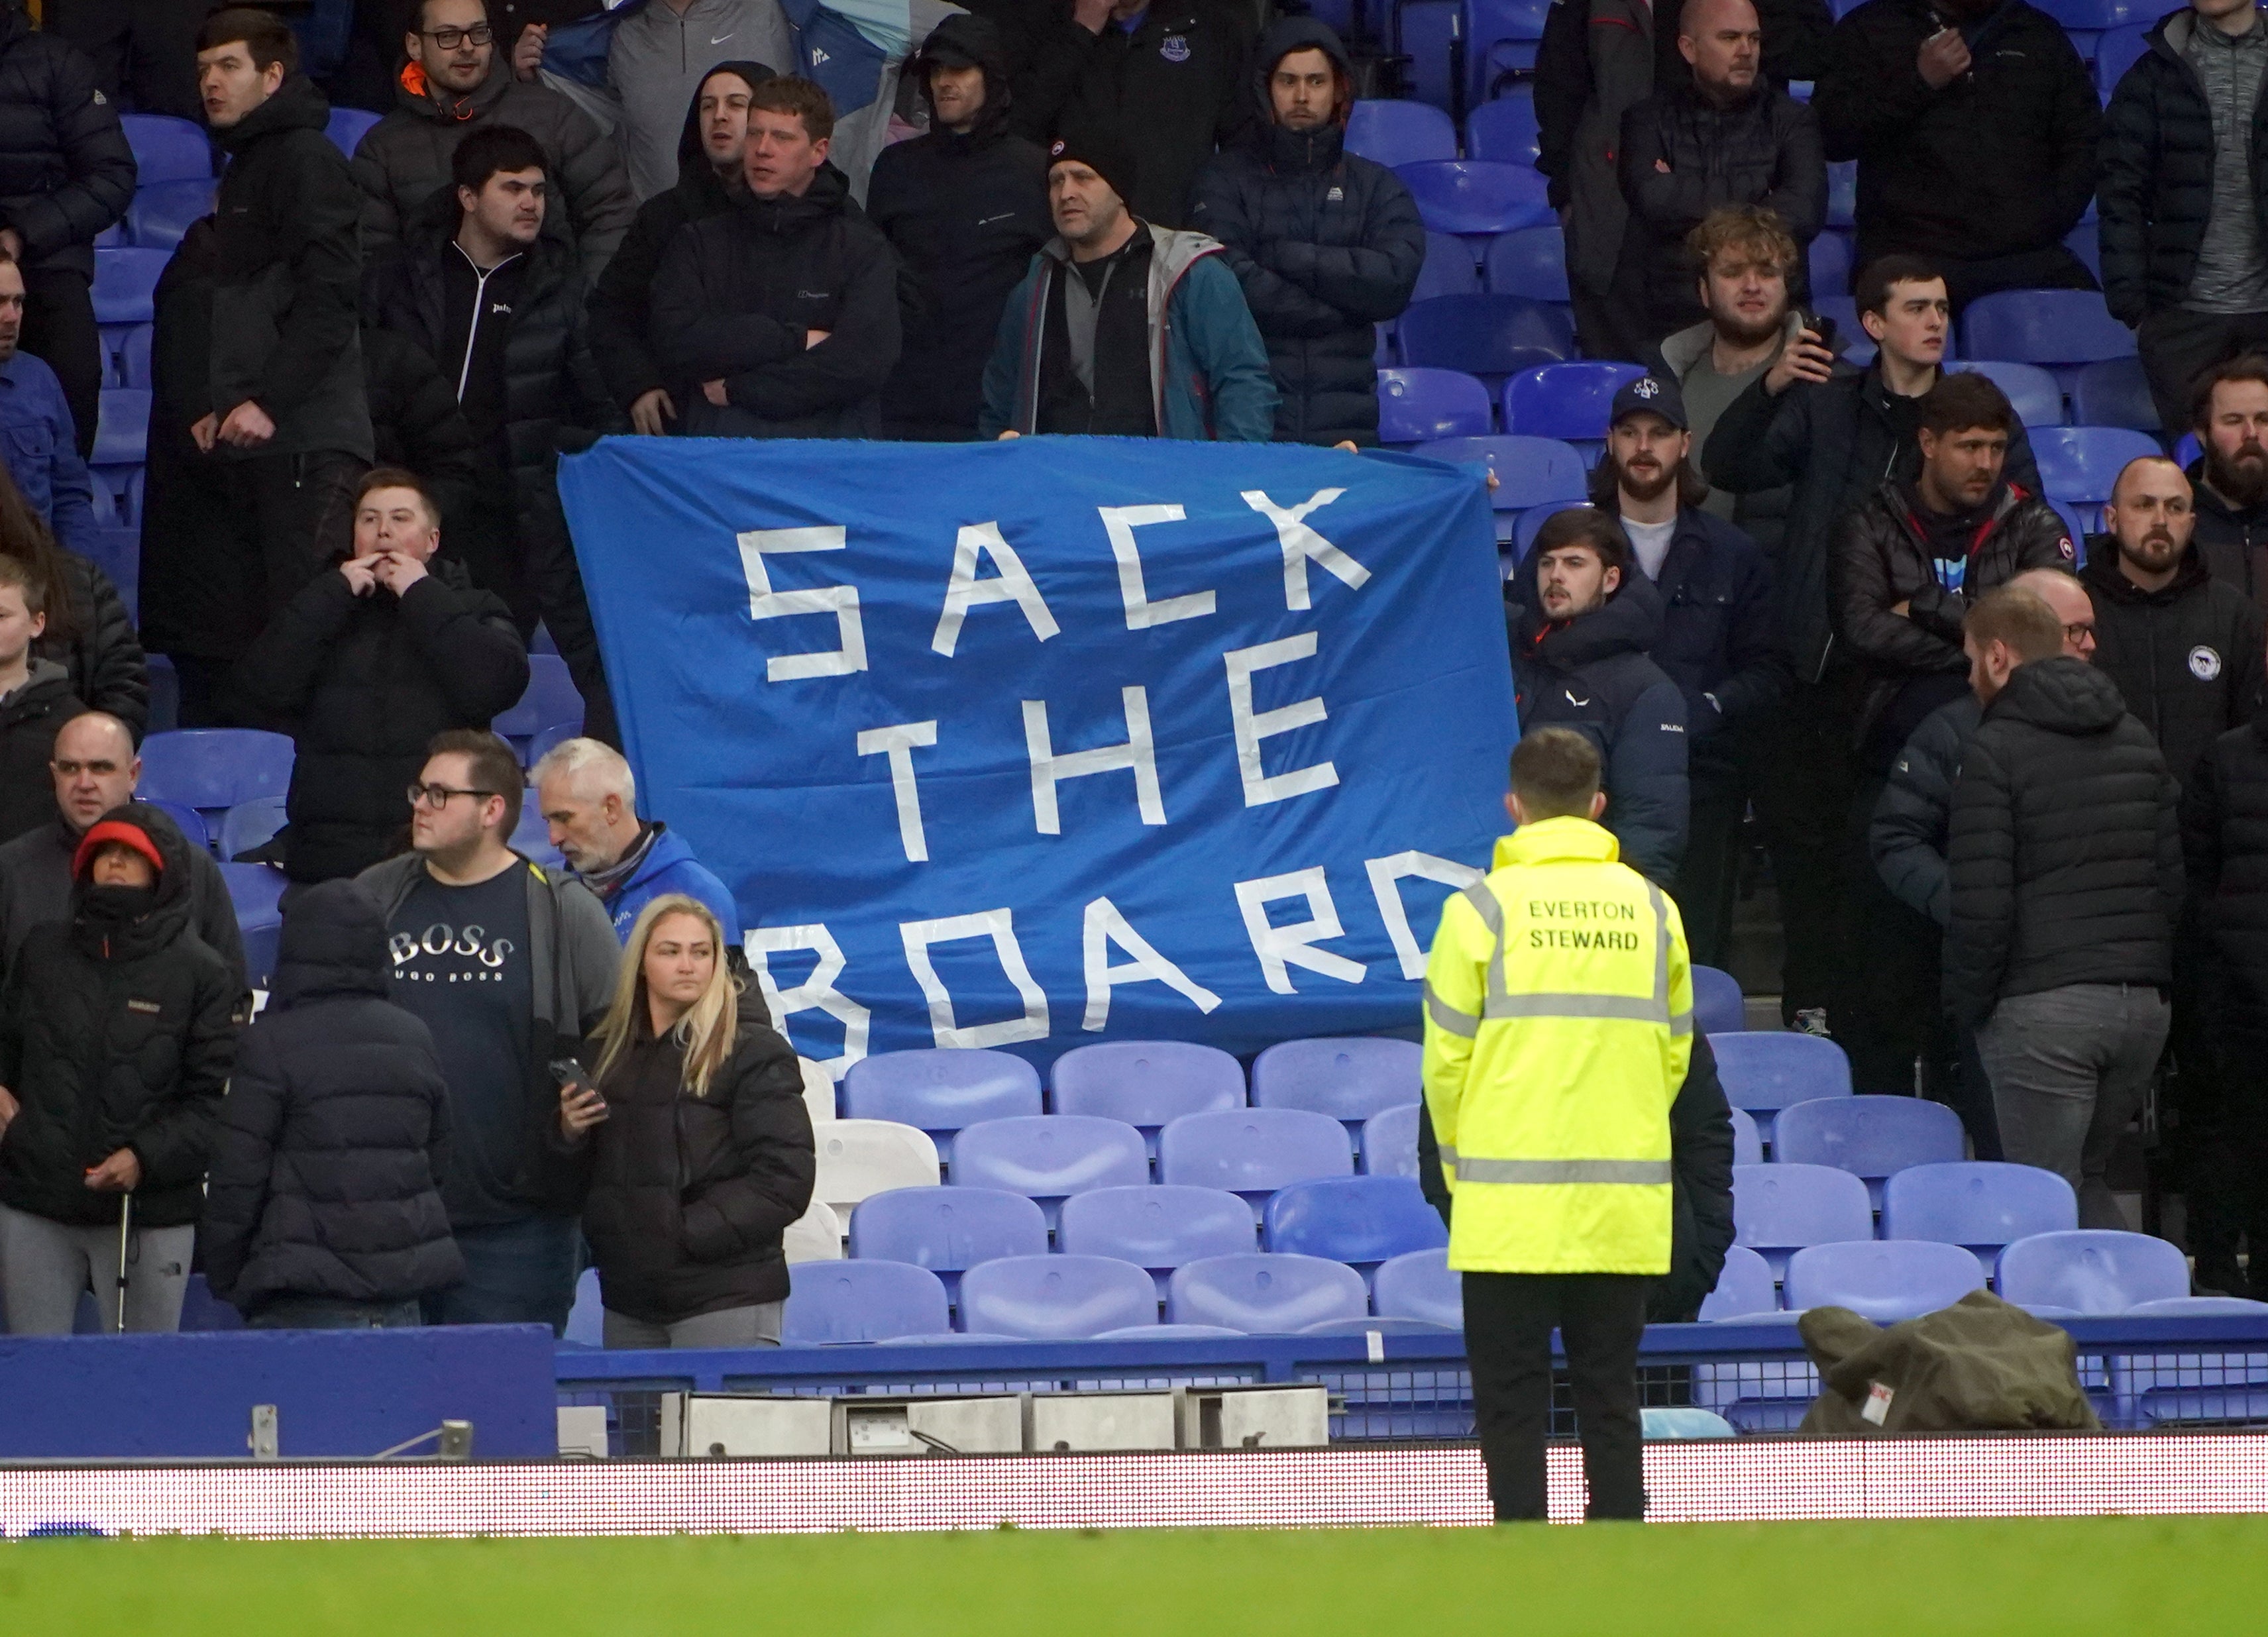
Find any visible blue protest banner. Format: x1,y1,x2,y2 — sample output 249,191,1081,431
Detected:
558,436,1513,1078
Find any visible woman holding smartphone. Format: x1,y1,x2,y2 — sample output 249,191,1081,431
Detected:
558,894,814,1348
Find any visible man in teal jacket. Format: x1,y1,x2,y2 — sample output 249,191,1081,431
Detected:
979,129,1275,442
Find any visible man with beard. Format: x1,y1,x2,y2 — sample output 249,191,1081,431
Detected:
1592,374,1784,964
2188,356,2268,608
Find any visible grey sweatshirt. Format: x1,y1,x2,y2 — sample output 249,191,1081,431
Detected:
609,0,795,201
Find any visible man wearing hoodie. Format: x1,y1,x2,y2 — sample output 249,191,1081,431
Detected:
979,128,1275,441
353,0,635,283
869,15,1050,442
1189,18,1423,448
0,555,83,845
599,0,793,203
588,58,775,433
650,76,901,437
531,737,737,943
1947,585,2183,1226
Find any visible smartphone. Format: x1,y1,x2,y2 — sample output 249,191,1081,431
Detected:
1800,308,1841,360
551,1058,603,1111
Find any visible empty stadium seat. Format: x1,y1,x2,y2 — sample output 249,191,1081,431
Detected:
1951,360,2065,428
1880,1161,2079,1279
841,1047,1043,1143
783,1259,951,1344
1782,1240,1987,1324
326,106,382,158
219,861,286,925
1377,367,1493,443
812,1119,942,1220
92,389,149,467
1963,290,2137,378
146,799,211,854
2070,356,2161,431
1398,293,1575,384
119,324,153,391
91,248,169,326
847,1186,1048,1302
1772,1095,1967,1207
1410,230,1484,305
217,796,288,862
1825,160,1855,228
1733,1162,1874,1278
1994,1229,2191,1313
2064,219,2102,281
564,1266,603,1345
2031,425,2165,520
1250,1035,1421,1133
2094,21,2151,97
956,1254,1158,1338
1093,1323,1245,1339
1501,360,1646,449
1464,87,1540,165
1470,0,1552,100
1395,161,1554,238
1511,500,1590,564
1262,1176,1447,1275
1372,1245,1461,1328
1158,1107,1354,1217
1482,225,1568,301
1808,229,1852,303
1730,1107,1762,1169
1712,1031,1853,1145
797,1057,836,1129
2033,0,2153,61
492,652,583,749
125,179,214,251
1700,1243,1778,1320
523,721,582,773
1395,0,1466,111
783,1198,842,1264
139,728,294,815
1693,964,1744,1037
1167,1251,1370,1333
946,1115,1149,1224
1413,435,1586,519
1360,1102,1422,1179
1344,98,1456,168
120,113,210,185
508,803,563,868
1055,1183,1256,1299
1048,1039,1244,1145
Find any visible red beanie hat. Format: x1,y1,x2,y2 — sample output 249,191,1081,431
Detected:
73,819,166,882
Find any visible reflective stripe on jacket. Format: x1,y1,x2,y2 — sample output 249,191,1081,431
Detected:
1420,816,1692,1275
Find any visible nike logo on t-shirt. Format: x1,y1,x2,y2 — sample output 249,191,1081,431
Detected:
711,32,734,44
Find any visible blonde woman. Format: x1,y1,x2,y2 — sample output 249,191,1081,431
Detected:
557,894,814,1347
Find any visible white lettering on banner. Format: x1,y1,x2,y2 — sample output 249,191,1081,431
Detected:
1242,488,1368,611
1234,867,1366,994
1365,850,1488,979
855,721,938,863
1099,505,1216,629
1023,686,1166,835
899,909,1050,1048
931,521,1059,657
744,923,870,1081
736,525,868,681
1081,896,1222,1030
1223,633,1339,808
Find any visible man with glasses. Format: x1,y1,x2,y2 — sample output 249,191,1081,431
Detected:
352,0,633,282
0,710,244,993
358,728,618,1331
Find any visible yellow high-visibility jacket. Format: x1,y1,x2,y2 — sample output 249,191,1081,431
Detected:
1421,816,1693,1274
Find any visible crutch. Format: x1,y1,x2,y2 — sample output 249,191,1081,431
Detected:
113,1190,133,1334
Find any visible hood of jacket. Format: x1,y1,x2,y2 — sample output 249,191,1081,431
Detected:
2082,541,2215,607
1985,654,2130,737
0,656,70,721
673,57,777,205
1871,472,2035,552
733,159,855,235
271,878,391,1008
397,52,513,125
2186,456,2268,527
213,71,332,157
909,14,1014,143
1247,17,1352,171
1657,307,1808,380
1516,570,1668,668
67,800,197,957
2149,7,2201,61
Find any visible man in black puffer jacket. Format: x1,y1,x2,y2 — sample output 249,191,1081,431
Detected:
1948,587,2182,1228
237,469,529,886
201,878,464,1328
0,2,136,459
587,59,775,435
1189,18,1423,447
2100,4,2268,437
871,17,1050,442
360,325,481,559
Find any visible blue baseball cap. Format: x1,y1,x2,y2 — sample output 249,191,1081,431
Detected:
1609,374,1688,431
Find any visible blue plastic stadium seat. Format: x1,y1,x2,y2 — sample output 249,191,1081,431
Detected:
841,1048,1043,1143
1395,0,1464,110
138,728,295,816
1501,360,1647,445
1250,1035,1421,1128
524,721,582,771
2094,21,2151,98
1693,964,1744,1037
1782,1240,1987,1324
1377,367,1493,443
119,325,154,391
1711,1031,1853,1147
2065,219,2102,282
121,113,211,185
1511,500,1591,564
1048,1040,1244,1151
1963,289,2137,372
1730,1106,1763,1168
1700,1243,1778,1319
1360,1102,1422,1179
1262,1176,1447,1275
1411,231,1482,305
145,798,211,855
2071,356,2161,432
91,248,170,327
1056,1183,1256,1300
1372,1245,1461,1327
1413,435,1586,514
1395,161,1554,238
2126,1296,2268,1316
946,1115,1148,1225
1951,360,2065,429
1880,1162,2081,1281
1344,97,1456,168
783,1259,951,1344
1092,1323,1246,1339
1470,0,1552,101
80,526,138,621
1771,1094,1967,1208
1399,293,1576,384
1465,87,1541,166
125,179,215,251
956,1253,1158,1339
1167,1251,1370,1333
509,802,564,868
2031,425,2165,517
1733,1162,1874,1279
217,795,290,863
1994,1229,2191,1313
220,860,286,925
846,1185,1047,1306
491,652,583,745
1825,160,1856,229
1808,229,1853,302
1483,225,1568,300
92,389,149,468
1158,1107,1354,1218
325,106,382,158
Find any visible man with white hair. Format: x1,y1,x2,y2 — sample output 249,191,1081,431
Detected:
530,737,737,943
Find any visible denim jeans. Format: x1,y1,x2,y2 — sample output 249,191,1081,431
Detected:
421,1215,580,1334
1978,982,2170,1228
249,1297,423,1330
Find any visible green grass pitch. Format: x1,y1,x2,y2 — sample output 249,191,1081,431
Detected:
4,1516,2265,1634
